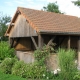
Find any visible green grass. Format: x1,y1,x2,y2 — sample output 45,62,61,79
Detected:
0,72,26,80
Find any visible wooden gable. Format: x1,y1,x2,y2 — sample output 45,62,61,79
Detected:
9,14,37,37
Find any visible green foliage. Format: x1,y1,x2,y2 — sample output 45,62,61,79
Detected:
12,61,28,78
32,45,55,79
12,45,55,79
73,71,80,80
43,2,62,13
0,72,26,80
0,58,17,74
0,42,78,80
34,45,54,65
0,41,15,60
58,49,77,80
72,0,80,7
12,60,47,79
25,63,47,79
0,13,11,41
11,48,79,80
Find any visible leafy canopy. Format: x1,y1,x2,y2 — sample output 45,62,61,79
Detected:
72,0,80,7
43,2,62,13
0,12,11,41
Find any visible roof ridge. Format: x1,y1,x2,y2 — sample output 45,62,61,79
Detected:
6,7,80,36
17,7,78,19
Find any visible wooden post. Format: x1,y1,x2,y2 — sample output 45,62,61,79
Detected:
68,36,70,49
31,36,38,49
9,37,11,44
13,38,20,47
38,34,43,50
10,38,14,48
78,36,80,69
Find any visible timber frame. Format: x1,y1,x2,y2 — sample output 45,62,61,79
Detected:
31,36,38,49
5,7,80,67
46,36,56,47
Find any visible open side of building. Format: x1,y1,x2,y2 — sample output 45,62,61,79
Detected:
5,7,80,70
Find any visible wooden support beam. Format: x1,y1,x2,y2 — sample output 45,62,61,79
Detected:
13,38,20,47
78,36,80,69
47,36,56,47
78,37,80,52
68,36,70,49
10,38,14,48
9,37,11,44
38,34,43,49
31,36,38,49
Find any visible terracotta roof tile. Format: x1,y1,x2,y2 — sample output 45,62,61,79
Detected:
17,7,80,34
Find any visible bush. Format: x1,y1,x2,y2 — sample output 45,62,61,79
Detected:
26,62,47,79
34,48,49,64
12,61,28,78
73,71,80,80
58,49,77,80
0,57,17,74
34,45,55,65
0,41,15,60
33,45,56,79
12,60,52,79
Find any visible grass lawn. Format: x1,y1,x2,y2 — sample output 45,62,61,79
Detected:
0,72,26,80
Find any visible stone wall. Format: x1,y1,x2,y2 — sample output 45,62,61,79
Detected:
16,51,34,63
16,51,58,70
46,54,58,71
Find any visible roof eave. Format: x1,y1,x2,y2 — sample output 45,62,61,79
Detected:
40,31,80,35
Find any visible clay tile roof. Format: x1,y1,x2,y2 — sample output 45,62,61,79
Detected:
10,7,80,35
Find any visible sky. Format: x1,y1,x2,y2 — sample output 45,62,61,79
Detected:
0,0,80,18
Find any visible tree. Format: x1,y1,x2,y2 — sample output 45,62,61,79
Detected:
72,0,80,7
0,13,11,41
43,2,62,13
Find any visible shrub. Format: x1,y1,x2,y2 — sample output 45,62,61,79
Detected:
12,61,28,78
26,62,47,79
12,59,53,79
33,45,56,79
12,61,47,79
0,57,17,74
73,71,80,80
34,48,49,64
58,49,77,80
34,45,55,65
0,41,15,60
25,62,54,79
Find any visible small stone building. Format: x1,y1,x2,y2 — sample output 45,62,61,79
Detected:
5,7,80,69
